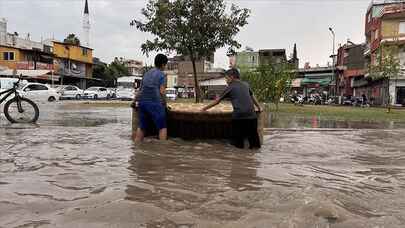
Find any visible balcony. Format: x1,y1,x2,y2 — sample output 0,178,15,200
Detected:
382,2,405,18
365,18,381,35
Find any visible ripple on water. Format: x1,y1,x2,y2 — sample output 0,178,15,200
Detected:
2,105,405,227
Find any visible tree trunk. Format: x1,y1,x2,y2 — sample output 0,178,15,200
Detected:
191,56,201,103
386,78,391,113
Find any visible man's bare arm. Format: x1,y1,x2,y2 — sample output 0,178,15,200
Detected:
251,95,262,112
201,98,221,111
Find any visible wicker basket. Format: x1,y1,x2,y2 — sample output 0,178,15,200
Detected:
132,103,264,142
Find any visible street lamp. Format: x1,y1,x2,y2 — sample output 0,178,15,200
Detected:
329,27,337,98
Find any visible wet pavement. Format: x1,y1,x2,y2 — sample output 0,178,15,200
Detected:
269,113,405,129
1,101,405,227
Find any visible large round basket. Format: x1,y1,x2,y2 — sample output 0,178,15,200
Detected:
132,103,264,142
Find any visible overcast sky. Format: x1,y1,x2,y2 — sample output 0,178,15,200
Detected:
0,0,371,68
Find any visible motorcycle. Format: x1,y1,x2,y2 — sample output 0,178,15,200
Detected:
290,94,304,106
308,95,322,105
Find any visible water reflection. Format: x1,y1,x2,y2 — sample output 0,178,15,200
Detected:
268,113,405,129
125,140,262,211
2,103,405,227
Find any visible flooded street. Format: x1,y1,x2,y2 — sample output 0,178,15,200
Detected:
1,102,405,227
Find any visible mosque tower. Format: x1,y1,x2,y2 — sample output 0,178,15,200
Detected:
82,0,90,47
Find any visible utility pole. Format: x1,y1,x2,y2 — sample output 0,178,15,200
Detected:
329,27,337,99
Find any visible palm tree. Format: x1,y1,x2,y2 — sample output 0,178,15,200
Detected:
64,34,81,46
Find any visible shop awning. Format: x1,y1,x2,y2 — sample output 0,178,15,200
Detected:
291,78,303,87
301,78,331,86
0,69,60,81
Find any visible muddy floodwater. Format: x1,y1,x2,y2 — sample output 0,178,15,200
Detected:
1,102,405,228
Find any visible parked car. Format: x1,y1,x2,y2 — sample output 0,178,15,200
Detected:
58,85,84,100
106,87,117,99
166,88,177,101
19,83,60,102
83,87,110,99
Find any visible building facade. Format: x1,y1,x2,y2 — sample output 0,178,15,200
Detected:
123,59,143,76
336,41,366,97
365,1,405,105
235,48,259,69
233,45,297,71
298,66,334,97
168,55,216,89
259,49,287,66
52,41,93,87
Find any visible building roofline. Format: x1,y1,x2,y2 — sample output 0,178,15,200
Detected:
298,66,334,73
0,44,54,55
258,49,286,52
368,0,405,12
53,41,93,50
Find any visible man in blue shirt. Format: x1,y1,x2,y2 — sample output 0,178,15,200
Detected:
135,54,168,142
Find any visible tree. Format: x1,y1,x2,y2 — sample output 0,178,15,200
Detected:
241,62,295,110
368,43,401,112
131,0,250,102
93,58,130,86
109,58,130,77
64,34,81,46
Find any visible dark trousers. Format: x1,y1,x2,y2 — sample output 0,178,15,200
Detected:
231,118,261,149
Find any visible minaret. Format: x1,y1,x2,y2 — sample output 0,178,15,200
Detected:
292,43,299,69
82,0,90,47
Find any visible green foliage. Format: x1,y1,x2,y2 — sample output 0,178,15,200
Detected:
368,44,402,106
241,63,295,108
93,58,130,83
131,0,250,102
368,44,401,80
63,34,81,46
269,103,405,122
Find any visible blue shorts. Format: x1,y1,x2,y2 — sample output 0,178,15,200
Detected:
138,101,167,130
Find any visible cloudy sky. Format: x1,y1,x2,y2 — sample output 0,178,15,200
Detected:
0,0,371,68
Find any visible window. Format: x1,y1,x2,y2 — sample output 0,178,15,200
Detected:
3,52,15,61
25,84,48,91
82,48,88,56
65,86,75,91
399,22,405,34
99,88,107,91
249,55,255,63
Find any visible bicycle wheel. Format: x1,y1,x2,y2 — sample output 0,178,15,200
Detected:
4,97,39,123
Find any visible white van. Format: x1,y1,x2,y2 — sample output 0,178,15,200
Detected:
165,88,177,101
116,76,142,100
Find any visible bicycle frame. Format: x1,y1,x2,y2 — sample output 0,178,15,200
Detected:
0,87,20,104
0,77,23,112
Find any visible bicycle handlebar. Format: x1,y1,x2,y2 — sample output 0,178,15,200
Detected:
13,74,23,88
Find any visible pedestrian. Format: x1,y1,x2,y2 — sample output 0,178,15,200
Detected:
135,54,168,142
201,68,262,149
362,93,367,105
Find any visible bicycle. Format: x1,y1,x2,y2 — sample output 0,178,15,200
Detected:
0,75,39,123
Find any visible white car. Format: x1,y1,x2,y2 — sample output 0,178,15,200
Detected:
116,88,135,100
106,87,117,99
58,85,84,100
19,83,60,102
165,88,177,101
83,87,110,100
